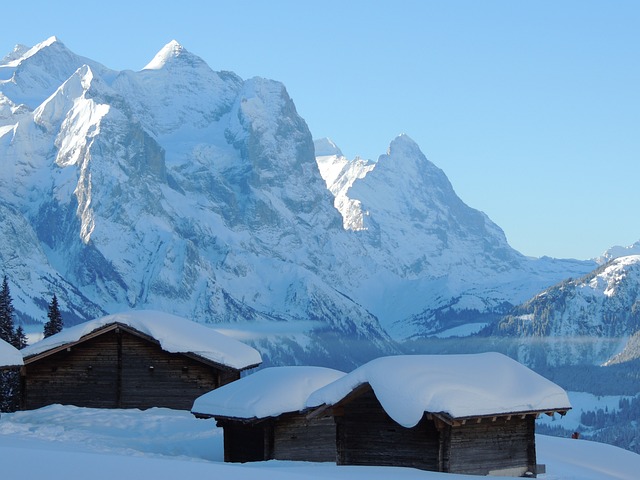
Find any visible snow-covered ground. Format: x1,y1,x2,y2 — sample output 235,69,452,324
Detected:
0,405,638,480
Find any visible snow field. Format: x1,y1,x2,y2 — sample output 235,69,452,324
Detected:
0,405,639,480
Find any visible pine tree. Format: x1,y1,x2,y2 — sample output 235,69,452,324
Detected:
44,293,64,338
0,275,19,412
0,275,15,343
13,325,28,349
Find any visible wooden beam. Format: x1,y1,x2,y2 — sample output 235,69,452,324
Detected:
116,327,122,408
306,403,332,420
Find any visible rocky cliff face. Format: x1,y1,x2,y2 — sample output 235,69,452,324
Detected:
0,37,598,367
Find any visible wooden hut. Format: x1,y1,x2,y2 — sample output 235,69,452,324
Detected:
307,353,571,477
191,366,345,463
20,311,261,410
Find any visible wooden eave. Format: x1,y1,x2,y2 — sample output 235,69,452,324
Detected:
22,322,257,372
195,407,314,424
429,407,571,427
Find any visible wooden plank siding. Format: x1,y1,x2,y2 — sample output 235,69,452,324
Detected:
273,414,336,462
335,388,440,471
445,415,536,476
22,330,120,409
333,385,538,476
217,414,337,463
22,326,241,411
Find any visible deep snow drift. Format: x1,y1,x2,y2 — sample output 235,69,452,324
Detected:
0,338,22,367
307,353,571,427
0,405,638,480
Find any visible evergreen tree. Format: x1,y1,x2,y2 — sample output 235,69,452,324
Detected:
0,275,19,412
0,275,15,343
44,293,64,338
13,325,28,349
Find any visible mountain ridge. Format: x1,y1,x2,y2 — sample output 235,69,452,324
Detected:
0,37,604,368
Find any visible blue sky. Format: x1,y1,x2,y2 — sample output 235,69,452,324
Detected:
2,0,638,260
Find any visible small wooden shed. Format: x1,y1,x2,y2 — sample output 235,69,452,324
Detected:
20,311,262,411
191,366,345,463
307,353,571,477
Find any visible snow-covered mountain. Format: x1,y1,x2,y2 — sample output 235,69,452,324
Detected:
491,255,640,367
598,240,640,264
315,135,596,339
0,37,599,367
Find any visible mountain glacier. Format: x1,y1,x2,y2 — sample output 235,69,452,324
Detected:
0,37,601,367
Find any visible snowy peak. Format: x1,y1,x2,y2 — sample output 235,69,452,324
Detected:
374,133,454,199
34,64,111,168
21,35,61,60
1,44,30,65
314,137,343,157
348,134,489,233
0,36,60,67
113,41,242,135
386,133,422,158
0,36,114,108
598,241,640,264
34,64,97,130
314,138,375,231
143,40,205,71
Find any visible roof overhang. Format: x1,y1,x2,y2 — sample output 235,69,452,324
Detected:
429,408,571,427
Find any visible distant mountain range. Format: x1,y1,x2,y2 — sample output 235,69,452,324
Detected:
489,254,640,368
2,37,638,371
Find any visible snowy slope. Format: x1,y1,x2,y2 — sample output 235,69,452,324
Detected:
0,37,599,367
492,255,640,366
0,405,639,480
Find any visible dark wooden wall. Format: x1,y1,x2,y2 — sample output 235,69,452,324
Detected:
22,328,240,410
445,415,536,476
218,420,269,463
272,414,336,462
118,332,232,409
218,414,336,463
22,330,120,409
334,386,537,476
335,388,440,471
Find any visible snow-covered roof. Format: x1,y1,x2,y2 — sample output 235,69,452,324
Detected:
306,353,571,428
0,337,23,367
192,366,345,419
21,311,262,370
